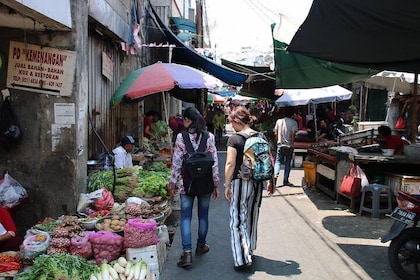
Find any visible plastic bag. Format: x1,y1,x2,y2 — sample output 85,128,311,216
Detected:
395,117,405,129
94,188,114,211
89,231,123,265
0,97,22,146
70,233,93,259
123,218,159,248
0,173,28,209
356,165,369,190
22,231,51,259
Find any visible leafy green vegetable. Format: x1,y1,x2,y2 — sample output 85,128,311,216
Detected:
15,253,99,280
133,174,168,197
146,162,170,173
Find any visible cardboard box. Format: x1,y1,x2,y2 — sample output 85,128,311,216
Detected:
126,241,167,280
385,173,420,195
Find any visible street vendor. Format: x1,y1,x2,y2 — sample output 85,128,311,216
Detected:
112,136,136,169
317,119,335,142
144,111,155,140
150,111,169,142
0,207,23,252
377,125,409,155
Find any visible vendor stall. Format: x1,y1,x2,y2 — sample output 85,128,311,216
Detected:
307,142,420,210
9,161,173,279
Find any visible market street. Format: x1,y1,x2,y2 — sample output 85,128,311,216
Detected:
160,130,398,280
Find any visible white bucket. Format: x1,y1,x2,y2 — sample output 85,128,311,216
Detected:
294,155,303,167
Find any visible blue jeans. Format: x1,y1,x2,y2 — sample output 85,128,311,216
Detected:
180,193,211,251
274,145,293,184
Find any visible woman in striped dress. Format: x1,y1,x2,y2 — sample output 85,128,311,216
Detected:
224,106,262,270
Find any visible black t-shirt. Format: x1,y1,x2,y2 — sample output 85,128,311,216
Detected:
320,125,335,140
226,133,247,179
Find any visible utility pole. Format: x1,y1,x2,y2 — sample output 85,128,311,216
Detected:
196,0,203,48
196,0,206,115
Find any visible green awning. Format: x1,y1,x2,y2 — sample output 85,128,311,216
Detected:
273,26,380,89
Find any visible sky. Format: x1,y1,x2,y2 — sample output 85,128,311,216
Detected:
205,0,312,53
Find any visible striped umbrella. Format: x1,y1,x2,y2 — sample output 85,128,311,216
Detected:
110,61,223,107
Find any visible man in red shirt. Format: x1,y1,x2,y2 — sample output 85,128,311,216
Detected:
377,125,409,155
0,207,23,252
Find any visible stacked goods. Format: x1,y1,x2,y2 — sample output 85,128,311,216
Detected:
47,227,70,255
88,168,139,202
87,163,170,202
125,203,163,220
89,231,124,265
124,218,159,248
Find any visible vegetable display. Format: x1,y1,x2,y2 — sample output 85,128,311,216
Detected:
15,253,99,280
0,253,21,273
90,256,149,280
87,164,170,201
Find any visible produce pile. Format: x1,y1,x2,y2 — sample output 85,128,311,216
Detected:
15,253,98,280
0,252,22,276
87,162,170,202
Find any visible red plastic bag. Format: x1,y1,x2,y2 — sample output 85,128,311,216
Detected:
94,188,114,211
339,164,362,198
395,117,405,129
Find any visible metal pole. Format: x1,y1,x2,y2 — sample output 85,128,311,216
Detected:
411,73,418,143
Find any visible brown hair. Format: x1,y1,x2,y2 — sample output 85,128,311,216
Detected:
229,106,257,127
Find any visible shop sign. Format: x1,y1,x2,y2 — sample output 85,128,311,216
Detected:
6,41,76,96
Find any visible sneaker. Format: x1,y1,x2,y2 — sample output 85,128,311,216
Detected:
195,244,210,255
177,251,192,267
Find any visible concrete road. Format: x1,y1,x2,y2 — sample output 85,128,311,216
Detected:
160,132,398,280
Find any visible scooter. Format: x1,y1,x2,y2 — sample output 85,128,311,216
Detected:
382,191,420,279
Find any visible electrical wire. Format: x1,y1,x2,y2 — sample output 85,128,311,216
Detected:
88,108,116,194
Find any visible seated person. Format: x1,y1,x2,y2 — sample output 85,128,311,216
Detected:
377,125,409,155
306,119,316,140
112,136,136,169
317,119,335,142
0,207,23,252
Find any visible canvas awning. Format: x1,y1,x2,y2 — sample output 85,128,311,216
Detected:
220,58,276,99
287,0,420,72
272,25,380,89
147,5,248,86
275,86,353,107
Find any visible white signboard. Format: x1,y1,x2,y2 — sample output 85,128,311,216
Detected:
6,41,76,96
54,103,75,124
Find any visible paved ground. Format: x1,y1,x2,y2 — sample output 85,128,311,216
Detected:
160,126,399,280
